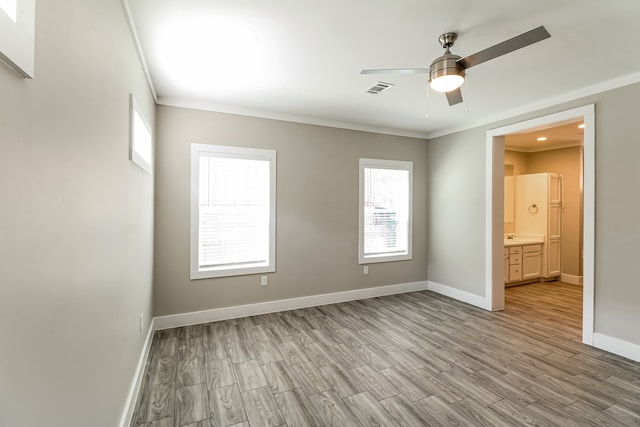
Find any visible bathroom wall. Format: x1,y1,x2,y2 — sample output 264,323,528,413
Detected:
504,151,529,234
505,150,529,176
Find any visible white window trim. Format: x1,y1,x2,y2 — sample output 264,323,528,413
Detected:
129,94,153,174
359,158,413,264
0,0,35,78
190,143,276,280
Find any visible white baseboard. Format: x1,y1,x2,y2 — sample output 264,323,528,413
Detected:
593,333,640,363
154,281,430,330
560,273,583,285
120,317,155,427
427,281,487,310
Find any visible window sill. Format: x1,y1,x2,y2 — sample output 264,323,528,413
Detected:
359,253,412,265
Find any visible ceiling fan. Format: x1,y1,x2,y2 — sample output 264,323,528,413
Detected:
361,26,550,106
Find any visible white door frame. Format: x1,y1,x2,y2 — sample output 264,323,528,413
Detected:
485,104,595,345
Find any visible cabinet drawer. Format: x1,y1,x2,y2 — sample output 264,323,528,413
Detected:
509,254,521,265
509,265,522,281
523,244,542,253
509,246,522,255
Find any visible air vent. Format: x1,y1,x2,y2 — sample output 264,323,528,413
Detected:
366,82,393,95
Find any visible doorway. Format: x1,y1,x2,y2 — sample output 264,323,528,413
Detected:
503,121,584,332
485,105,595,345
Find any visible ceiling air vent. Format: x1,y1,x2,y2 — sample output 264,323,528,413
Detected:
366,81,393,95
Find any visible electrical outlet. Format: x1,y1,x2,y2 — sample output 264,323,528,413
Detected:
261,276,268,287
363,266,369,275
139,314,144,333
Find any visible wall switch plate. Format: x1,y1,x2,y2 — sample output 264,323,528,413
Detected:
261,276,268,286
363,266,369,275
139,314,144,332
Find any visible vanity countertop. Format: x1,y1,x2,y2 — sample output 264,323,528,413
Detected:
504,236,545,247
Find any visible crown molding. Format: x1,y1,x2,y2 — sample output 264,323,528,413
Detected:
120,0,158,102
157,96,430,140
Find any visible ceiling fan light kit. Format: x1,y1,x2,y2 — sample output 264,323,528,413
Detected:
428,54,465,93
428,32,465,93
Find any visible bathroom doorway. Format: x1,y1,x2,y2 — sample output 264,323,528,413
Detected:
502,121,585,333
485,105,595,345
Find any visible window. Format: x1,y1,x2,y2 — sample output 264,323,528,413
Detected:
0,0,35,78
129,94,153,174
191,143,276,279
359,158,412,264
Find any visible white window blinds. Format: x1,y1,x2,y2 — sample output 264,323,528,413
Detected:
191,144,276,279
359,159,412,263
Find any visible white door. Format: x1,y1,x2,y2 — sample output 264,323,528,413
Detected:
522,252,542,279
548,202,562,239
547,239,561,277
549,173,562,204
547,174,562,278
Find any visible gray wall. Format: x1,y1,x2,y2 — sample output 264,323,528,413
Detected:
154,105,428,316
427,82,640,346
0,1,155,426
426,127,487,294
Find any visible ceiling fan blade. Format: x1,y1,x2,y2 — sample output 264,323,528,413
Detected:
446,88,463,106
360,68,429,75
457,26,550,69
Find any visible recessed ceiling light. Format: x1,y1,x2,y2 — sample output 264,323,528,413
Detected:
537,137,547,142
578,124,585,129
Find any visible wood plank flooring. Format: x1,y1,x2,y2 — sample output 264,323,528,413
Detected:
131,282,640,426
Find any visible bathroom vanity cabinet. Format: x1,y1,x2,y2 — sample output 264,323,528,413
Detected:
504,243,542,285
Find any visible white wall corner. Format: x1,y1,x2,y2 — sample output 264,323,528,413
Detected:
153,281,430,330
427,281,487,310
593,333,640,363
120,317,156,427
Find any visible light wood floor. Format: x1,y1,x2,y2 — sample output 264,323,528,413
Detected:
131,282,640,426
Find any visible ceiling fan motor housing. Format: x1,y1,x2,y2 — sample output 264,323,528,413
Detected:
428,51,465,86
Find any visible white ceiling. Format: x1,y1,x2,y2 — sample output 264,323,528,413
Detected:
127,0,640,138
